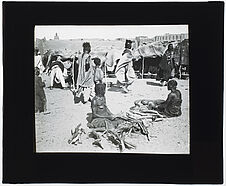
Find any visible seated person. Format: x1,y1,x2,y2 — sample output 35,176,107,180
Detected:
132,80,182,117
155,80,182,117
48,55,66,89
88,83,124,129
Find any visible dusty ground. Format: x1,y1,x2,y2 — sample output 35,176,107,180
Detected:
35,75,189,154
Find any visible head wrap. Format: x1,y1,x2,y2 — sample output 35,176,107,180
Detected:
82,42,91,53
125,39,133,49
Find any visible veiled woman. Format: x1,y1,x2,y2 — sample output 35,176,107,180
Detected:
158,44,175,86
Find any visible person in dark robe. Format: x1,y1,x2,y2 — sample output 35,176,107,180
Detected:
179,39,189,76
158,44,175,86
72,52,79,88
88,83,124,129
172,44,181,79
35,67,47,113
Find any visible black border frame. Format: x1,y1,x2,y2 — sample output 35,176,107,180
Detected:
3,2,224,184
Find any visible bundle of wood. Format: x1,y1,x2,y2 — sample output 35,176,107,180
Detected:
89,127,136,152
69,108,163,151
88,115,153,152
128,100,165,122
126,109,164,122
68,124,86,145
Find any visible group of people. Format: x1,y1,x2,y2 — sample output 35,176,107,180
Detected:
74,42,104,103
35,40,182,123
88,79,182,130
34,48,69,112
73,39,137,103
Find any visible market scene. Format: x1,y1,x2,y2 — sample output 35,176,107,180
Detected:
35,26,189,154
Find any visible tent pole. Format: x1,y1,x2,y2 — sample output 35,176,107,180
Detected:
105,64,107,93
142,56,144,79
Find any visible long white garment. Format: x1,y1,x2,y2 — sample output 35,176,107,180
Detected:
115,50,136,84
35,55,44,73
50,66,66,88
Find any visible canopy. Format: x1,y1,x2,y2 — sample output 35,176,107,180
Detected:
135,42,166,58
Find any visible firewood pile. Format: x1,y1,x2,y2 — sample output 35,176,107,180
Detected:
68,108,164,152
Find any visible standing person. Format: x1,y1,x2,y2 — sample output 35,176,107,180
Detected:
179,39,189,77
34,48,44,74
76,42,95,103
49,55,66,90
72,52,79,89
115,39,136,93
158,43,175,86
172,43,181,79
35,67,47,113
93,57,104,84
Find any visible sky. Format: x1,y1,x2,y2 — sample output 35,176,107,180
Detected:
35,25,188,40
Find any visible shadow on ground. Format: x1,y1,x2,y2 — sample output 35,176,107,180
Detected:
107,85,123,92
146,81,163,87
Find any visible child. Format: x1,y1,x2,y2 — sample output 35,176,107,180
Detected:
35,67,47,113
86,57,104,103
93,57,104,84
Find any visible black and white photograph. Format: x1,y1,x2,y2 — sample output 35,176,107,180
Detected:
3,1,224,184
35,25,190,154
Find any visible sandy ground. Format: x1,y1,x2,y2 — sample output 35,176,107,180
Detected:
35,75,189,154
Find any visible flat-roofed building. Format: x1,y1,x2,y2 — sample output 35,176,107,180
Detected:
152,33,188,42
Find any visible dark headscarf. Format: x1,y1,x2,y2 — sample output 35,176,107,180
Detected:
125,39,133,49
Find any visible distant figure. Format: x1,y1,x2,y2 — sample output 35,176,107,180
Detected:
158,44,175,86
179,39,189,77
49,55,66,90
34,48,44,74
35,67,47,113
76,42,95,103
115,39,136,93
63,59,74,89
72,52,79,89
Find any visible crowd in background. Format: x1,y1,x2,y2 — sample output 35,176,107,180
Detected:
35,39,188,119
